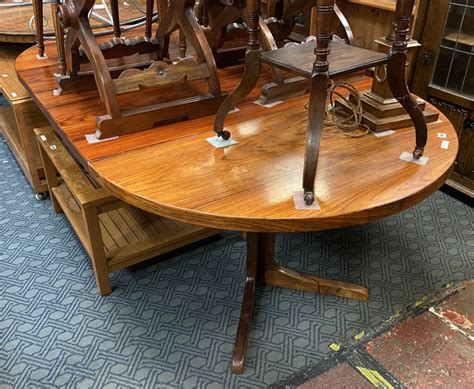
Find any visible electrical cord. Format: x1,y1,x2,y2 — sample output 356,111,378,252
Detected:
306,79,371,138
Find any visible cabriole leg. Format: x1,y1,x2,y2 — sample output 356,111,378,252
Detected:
213,0,262,140
388,0,427,160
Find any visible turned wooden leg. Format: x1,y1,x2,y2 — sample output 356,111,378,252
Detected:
179,29,187,58
145,0,154,39
33,0,45,58
110,0,121,38
233,232,368,374
51,1,66,75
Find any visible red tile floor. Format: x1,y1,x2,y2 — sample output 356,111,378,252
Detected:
365,281,473,388
275,281,473,388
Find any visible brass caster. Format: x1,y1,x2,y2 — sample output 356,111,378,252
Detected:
35,192,46,201
304,192,315,206
219,130,231,141
413,147,424,160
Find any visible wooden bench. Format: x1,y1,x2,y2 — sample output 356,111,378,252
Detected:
0,44,49,197
34,126,218,295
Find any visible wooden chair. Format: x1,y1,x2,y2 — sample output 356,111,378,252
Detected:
213,0,427,206
33,0,226,139
197,0,249,67
264,0,353,46
196,0,354,102
259,0,355,103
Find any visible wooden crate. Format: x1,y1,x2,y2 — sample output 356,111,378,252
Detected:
0,44,49,196
34,126,218,295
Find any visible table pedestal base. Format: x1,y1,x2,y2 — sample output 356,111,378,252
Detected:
232,232,369,374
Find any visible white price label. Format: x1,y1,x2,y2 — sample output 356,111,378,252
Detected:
399,151,429,166
441,140,450,150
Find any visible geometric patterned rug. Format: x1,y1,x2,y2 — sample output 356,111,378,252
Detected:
0,133,473,388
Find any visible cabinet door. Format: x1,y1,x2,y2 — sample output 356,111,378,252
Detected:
412,0,451,99
413,1,474,197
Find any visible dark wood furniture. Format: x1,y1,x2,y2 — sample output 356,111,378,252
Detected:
0,1,153,198
258,0,356,104
197,0,355,103
412,0,473,198
32,0,226,139
214,0,428,206
0,0,149,44
0,0,54,44
336,36,439,133
17,39,457,375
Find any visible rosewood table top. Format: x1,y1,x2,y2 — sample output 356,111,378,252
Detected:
15,42,458,233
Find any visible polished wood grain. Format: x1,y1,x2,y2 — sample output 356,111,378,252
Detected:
213,0,425,205
89,99,458,233
1,45,32,102
15,43,458,235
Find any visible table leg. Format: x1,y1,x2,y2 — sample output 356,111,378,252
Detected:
232,232,368,374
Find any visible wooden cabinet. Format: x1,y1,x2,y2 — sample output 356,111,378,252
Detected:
0,44,49,197
412,0,473,197
337,0,424,51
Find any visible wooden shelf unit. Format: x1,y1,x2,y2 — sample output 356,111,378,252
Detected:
34,126,218,296
338,0,421,53
345,0,400,12
0,44,49,196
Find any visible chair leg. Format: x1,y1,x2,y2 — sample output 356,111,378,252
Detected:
213,0,262,140
303,73,328,205
387,53,427,159
213,50,261,139
387,0,426,160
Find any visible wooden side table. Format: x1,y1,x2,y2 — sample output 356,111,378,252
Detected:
34,126,218,296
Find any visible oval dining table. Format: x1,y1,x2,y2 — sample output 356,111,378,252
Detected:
89,101,458,373
15,30,459,375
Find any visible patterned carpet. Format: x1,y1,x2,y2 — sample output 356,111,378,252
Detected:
0,133,473,389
